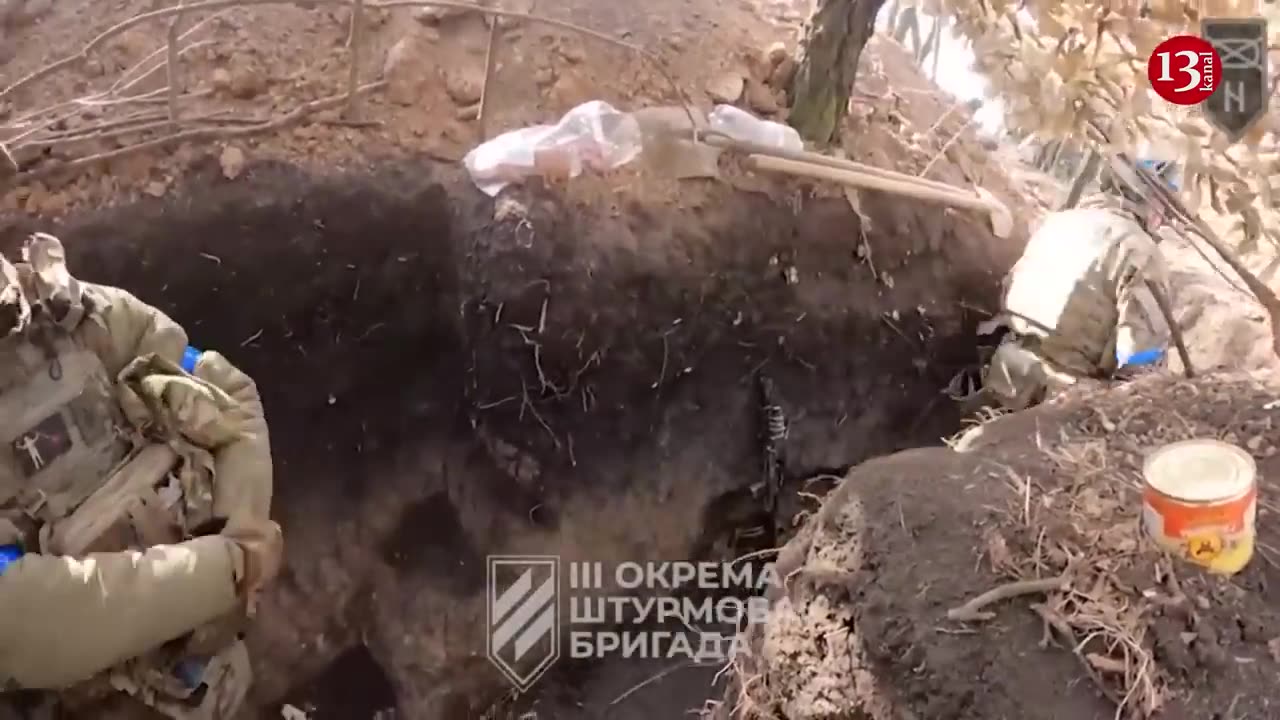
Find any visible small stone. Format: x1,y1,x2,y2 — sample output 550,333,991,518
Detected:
412,6,475,25
769,56,796,89
707,72,744,104
22,184,48,213
456,103,480,121
383,34,432,106
219,145,246,180
745,81,780,114
210,67,232,92
1246,435,1263,451
144,181,167,197
46,191,70,215
228,64,265,100
411,6,447,24
442,67,483,105
557,42,585,64
533,65,557,87
765,41,789,67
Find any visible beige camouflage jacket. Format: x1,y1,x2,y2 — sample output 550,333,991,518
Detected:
0,234,278,697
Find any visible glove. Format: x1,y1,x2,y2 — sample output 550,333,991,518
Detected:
222,520,283,616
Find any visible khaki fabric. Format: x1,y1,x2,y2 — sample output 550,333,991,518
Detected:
0,234,277,706
111,639,251,720
983,339,1080,411
0,536,242,689
996,207,1170,376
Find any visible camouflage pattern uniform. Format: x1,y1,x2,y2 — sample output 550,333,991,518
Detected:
0,234,282,719
982,177,1173,410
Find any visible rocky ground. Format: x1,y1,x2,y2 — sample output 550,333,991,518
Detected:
0,0,1025,215
5,0,1276,719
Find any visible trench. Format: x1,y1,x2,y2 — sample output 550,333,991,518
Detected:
0,157,1012,719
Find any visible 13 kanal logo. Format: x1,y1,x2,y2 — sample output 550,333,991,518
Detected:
1148,34,1222,106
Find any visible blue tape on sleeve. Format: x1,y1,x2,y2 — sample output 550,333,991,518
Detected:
180,346,202,374
1119,347,1166,368
0,544,24,576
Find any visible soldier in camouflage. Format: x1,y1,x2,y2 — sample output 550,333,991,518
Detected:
980,157,1175,410
0,233,282,719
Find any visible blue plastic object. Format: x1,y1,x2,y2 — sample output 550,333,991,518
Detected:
1136,158,1181,191
173,658,207,689
180,345,202,374
0,544,24,576
1118,347,1166,368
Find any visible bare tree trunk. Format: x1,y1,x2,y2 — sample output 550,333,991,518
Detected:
893,5,918,47
788,0,890,145
929,16,943,79
1035,140,1059,171
916,13,940,64
885,0,900,36
1062,149,1101,209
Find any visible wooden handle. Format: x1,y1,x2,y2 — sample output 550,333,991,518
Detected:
747,154,992,212
700,130,970,196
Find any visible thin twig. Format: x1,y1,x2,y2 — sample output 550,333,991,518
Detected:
477,14,500,140
608,661,699,707
166,2,186,128
345,0,365,118
0,144,16,172
7,81,386,184
33,109,168,141
920,114,978,180
2,16,220,131
19,109,245,151
1144,279,1194,379
947,574,1069,622
0,0,699,135
3,61,214,154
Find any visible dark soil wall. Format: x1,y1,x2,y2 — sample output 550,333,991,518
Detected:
0,157,1019,719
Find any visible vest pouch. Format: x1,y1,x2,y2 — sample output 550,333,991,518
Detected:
41,444,181,556
110,639,252,720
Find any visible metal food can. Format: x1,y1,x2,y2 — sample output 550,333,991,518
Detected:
1142,439,1258,575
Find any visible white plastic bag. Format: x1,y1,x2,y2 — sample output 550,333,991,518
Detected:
707,104,803,153
463,100,644,196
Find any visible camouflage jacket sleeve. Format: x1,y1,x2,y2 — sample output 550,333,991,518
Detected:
79,284,274,527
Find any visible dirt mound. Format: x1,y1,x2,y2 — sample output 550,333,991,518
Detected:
720,370,1280,720
0,151,1014,717
0,0,1019,232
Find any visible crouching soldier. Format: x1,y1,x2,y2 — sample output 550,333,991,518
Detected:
980,157,1175,410
0,233,283,719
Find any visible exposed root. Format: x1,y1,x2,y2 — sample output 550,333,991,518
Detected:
946,574,1069,622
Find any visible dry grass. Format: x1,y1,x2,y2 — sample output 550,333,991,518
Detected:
958,375,1277,719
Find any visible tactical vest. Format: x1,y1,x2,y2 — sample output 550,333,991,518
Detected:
0,322,131,531
0,320,250,720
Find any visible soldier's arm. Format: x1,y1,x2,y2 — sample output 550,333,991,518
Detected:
81,283,274,527
0,536,244,689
